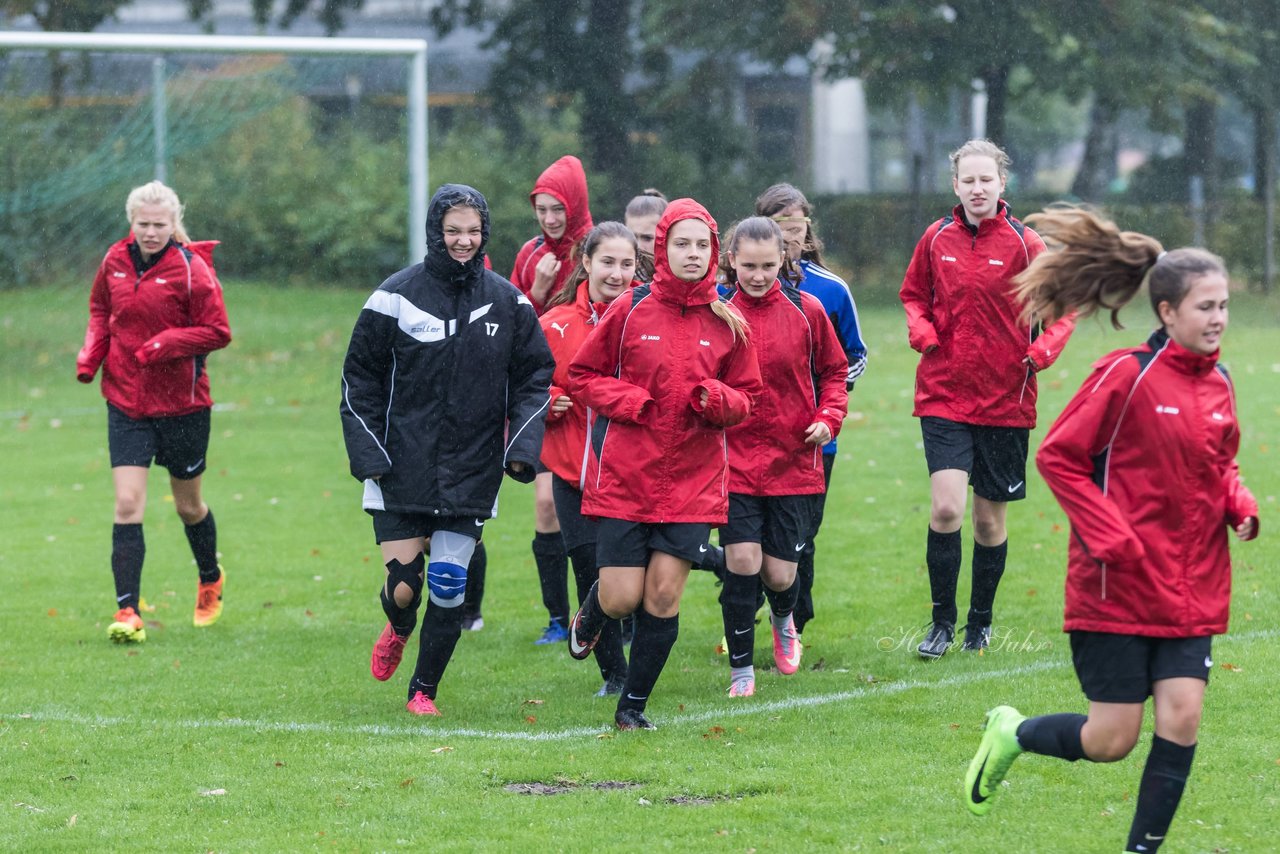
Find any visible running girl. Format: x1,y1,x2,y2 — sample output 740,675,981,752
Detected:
77,181,232,643
565,198,763,730
540,222,639,695
899,140,1076,658
342,184,554,717
964,207,1258,854
718,217,848,697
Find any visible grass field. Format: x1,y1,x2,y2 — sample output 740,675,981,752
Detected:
1,282,1277,852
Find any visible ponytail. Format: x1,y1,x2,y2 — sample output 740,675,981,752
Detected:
625,189,668,220
709,298,749,343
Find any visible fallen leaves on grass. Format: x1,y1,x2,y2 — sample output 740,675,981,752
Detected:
199,789,226,797
524,715,537,725
702,726,725,740
430,746,452,754
400,778,414,788
521,698,544,706
67,814,76,827
47,609,56,617
1220,663,1243,672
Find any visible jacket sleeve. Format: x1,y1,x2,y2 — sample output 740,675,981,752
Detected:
1223,460,1260,537
76,260,112,382
1035,356,1147,565
567,298,656,423
1025,312,1078,371
503,295,555,481
809,302,850,438
825,276,867,388
134,256,232,365
691,329,762,428
899,228,939,353
339,297,396,481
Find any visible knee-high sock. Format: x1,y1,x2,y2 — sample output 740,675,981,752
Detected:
721,572,759,669
763,577,799,620
408,600,464,701
1016,713,1087,761
183,509,220,583
532,531,569,624
462,541,487,619
617,609,679,713
926,527,962,625
968,539,1008,627
568,543,626,684
111,523,145,612
1125,735,1196,853
381,554,424,638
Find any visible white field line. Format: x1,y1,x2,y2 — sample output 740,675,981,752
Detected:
7,632,1275,744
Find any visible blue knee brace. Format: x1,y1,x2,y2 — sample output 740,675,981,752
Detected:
426,530,476,608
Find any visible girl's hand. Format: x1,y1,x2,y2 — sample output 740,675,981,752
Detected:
531,254,562,304
699,389,709,408
509,461,529,475
804,422,832,446
551,395,573,415
1236,516,1258,540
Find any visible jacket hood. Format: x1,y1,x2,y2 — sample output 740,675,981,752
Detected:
651,198,721,307
530,155,593,259
425,183,490,284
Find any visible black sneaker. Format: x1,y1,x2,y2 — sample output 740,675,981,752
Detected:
568,607,603,660
917,621,955,660
615,708,656,731
961,623,992,652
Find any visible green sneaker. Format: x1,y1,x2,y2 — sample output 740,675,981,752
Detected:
965,705,1027,816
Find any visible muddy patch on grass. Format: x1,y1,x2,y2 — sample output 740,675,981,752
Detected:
503,780,640,796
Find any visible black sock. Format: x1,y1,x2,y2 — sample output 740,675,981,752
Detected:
968,539,1007,626
111,523,145,612
1016,713,1087,761
1125,735,1196,853
721,572,759,669
617,609,679,713
926,527,962,625
408,600,464,701
183,510,221,583
763,577,799,620
532,531,569,625
381,554,424,638
794,542,815,632
462,541,487,619
568,544,627,683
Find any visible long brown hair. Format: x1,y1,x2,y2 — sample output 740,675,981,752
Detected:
1015,206,1226,328
754,182,825,268
547,221,638,308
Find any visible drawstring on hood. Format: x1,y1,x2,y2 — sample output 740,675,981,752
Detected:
424,183,491,287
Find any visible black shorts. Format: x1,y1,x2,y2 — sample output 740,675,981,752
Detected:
107,402,211,480
719,493,820,562
370,511,487,545
1070,631,1213,703
920,416,1029,501
595,518,712,568
551,475,597,552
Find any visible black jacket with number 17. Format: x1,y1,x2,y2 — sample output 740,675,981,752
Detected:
340,184,554,518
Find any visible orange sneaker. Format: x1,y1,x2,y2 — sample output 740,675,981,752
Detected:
406,691,441,716
193,569,224,627
108,606,147,643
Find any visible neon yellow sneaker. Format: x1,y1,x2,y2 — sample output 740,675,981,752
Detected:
108,607,146,644
965,705,1027,816
193,569,224,627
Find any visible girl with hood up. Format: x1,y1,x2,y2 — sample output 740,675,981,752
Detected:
341,184,554,717
565,199,763,731
510,155,596,647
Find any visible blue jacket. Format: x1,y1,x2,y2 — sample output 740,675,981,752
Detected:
795,259,866,454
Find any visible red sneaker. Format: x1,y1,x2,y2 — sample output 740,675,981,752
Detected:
370,623,408,681
406,691,441,716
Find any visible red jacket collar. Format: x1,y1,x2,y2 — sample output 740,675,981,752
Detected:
1148,328,1221,376
952,199,1011,235
733,279,782,305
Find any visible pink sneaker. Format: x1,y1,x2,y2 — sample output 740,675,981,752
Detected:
771,613,803,675
370,623,408,681
406,691,441,716
728,674,756,697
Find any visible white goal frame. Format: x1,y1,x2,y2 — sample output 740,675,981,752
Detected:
0,30,429,263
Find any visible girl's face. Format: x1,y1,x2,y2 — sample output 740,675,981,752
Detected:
442,206,483,263
534,193,567,241
774,203,809,262
666,219,713,282
730,238,783,297
131,202,176,260
625,213,659,256
584,236,636,304
952,155,1006,222
1159,273,1229,355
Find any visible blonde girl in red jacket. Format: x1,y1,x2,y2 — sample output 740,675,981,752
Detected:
76,181,232,643
540,222,639,696
565,199,763,731
900,139,1076,659
718,217,848,698
964,208,1259,854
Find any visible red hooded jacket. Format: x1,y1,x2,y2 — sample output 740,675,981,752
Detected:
724,281,848,496
567,199,763,524
539,282,615,484
77,237,231,419
510,155,594,314
900,201,1076,428
1036,330,1259,638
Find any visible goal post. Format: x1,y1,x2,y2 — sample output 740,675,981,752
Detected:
0,30,429,264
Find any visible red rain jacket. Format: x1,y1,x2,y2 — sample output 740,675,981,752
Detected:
568,199,763,523
510,155,594,314
77,238,231,419
900,201,1075,428
724,281,848,495
1037,330,1259,638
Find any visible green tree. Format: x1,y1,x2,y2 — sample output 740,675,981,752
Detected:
1,0,135,104
186,0,365,35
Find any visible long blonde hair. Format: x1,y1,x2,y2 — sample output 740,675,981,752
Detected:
125,180,190,244
709,299,749,343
